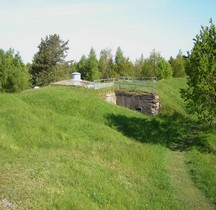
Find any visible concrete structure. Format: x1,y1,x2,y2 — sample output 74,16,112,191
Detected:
104,91,160,115
71,72,81,81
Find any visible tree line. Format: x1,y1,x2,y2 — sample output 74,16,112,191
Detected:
76,47,186,81
30,34,187,85
0,34,187,93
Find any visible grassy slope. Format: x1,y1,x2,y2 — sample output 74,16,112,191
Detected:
158,78,216,206
0,86,181,209
157,78,188,115
0,78,215,209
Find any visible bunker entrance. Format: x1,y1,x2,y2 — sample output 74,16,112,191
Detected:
104,91,160,115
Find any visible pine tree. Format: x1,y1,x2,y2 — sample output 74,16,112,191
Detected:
76,55,88,80
31,34,69,86
114,47,135,77
86,48,101,81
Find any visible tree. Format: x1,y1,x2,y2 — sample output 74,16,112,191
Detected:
134,54,145,77
142,50,172,79
114,47,135,77
76,55,88,80
99,49,115,78
0,49,30,92
181,19,216,124
169,50,186,77
31,34,69,86
86,48,101,81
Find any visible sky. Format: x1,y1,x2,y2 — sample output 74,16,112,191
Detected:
0,0,216,63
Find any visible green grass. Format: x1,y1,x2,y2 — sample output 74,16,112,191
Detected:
157,78,188,115
167,151,214,210
0,86,180,209
186,149,216,206
157,78,216,206
0,78,215,209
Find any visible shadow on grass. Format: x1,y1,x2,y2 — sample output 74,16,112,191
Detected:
106,112,212,152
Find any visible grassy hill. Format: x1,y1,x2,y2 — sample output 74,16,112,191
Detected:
0,78,215,209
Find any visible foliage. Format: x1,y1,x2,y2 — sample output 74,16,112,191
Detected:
99,49,115,78
181,19,216,125
76,55,88,80
142,50,173,79
86,48,101,81
30,34,69,86
134,54,145,77
114,47,135,77
0,49,30,92
76,48,175,80
169,50,186,77
53,63,75,81
76,48,101,81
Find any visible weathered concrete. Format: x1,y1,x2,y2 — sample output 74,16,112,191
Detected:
104,92,117,105
53,80,94,88
53,80,114,89
104,91,160,115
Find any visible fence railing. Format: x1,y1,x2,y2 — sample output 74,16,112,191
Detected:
93,78,116,89
92,76,157,92
118,77,157,93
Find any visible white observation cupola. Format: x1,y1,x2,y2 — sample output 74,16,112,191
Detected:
71,72,81,81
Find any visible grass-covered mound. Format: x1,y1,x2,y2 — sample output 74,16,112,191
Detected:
0,78,215,209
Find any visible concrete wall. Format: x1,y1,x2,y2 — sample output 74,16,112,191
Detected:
104,91,160,115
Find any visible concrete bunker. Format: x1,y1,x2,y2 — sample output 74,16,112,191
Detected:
104,91,160,115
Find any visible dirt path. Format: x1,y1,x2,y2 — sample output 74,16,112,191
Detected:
167,150,215,210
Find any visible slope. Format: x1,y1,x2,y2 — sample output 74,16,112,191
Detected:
0,86,181,209
0,79,215,209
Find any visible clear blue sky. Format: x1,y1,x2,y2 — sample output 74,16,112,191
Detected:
0,0,215,63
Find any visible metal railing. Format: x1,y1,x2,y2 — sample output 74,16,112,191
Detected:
93,78,116,89
93,76,157,92
118,77,157,93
